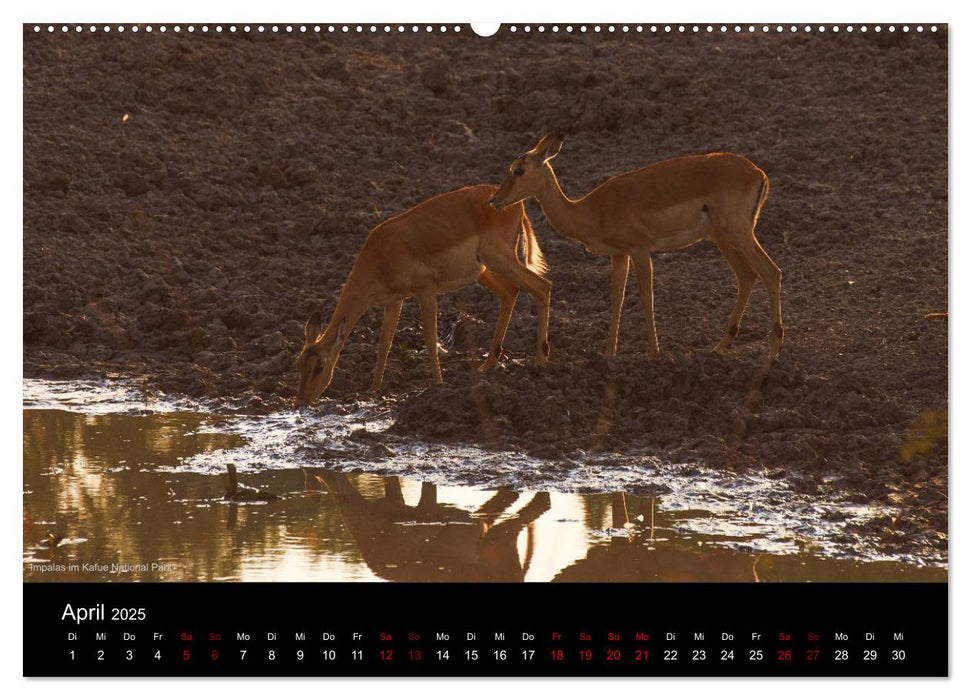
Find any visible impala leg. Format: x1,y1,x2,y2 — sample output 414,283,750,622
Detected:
536,279,552,364
474,490,520,522
480,253,552,365
611,492,630,528
372,299,403,390
522,270,552,365
417,293,444,383
739,237,784,356
606,254,630,356
631,251,661,358
477,269,519,370
712,243,758,351
417,482,438,512
383,476,404,505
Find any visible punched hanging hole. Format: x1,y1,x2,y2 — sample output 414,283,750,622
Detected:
471,23,500,37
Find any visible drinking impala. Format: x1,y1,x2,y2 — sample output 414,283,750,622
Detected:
295,185,551,406
490,134,783,358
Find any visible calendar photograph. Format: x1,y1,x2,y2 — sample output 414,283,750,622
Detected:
23,22,947,597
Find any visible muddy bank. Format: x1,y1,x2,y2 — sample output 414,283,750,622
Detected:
391,349,946,554
23,27,947,554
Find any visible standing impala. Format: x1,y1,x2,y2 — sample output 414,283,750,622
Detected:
295,185,551,406
490,134,783,358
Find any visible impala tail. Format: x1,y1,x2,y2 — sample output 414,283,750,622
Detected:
518,209,548,275
752,170,770,226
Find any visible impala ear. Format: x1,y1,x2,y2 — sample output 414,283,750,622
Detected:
304,311,322,345
334,319,347,347
530,133,552,153
540,132,563,161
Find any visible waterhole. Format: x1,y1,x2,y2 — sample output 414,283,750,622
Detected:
23,378,945,582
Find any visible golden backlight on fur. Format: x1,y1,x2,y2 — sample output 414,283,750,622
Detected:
294,185,551,406
295,312,345,406
492,133,783,358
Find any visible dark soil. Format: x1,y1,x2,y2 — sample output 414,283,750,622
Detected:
23,26,948,556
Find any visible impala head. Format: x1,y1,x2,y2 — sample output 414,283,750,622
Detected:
295,311,347,407
490,132,564,210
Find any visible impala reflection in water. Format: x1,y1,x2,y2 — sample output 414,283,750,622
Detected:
23,406,944,584
304,469,551,582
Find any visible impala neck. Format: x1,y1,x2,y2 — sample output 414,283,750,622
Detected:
321,264,372,347
535,164,599,246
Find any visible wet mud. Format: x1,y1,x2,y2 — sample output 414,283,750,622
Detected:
23,28,947,561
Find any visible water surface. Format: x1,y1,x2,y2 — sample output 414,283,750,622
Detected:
23,379,946,583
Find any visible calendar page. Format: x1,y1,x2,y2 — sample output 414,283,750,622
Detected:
22,20,947,677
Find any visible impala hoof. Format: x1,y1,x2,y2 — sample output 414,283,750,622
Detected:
481,345,511,370
537,340,551,365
